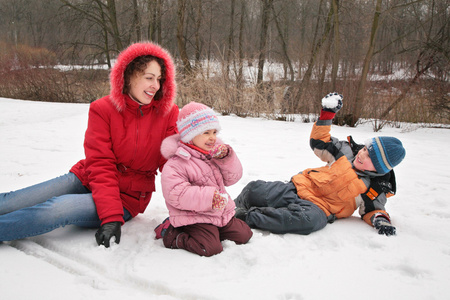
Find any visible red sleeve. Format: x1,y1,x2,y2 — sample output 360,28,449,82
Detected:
84,101,124,225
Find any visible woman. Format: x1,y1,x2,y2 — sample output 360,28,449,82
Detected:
0,42,178,247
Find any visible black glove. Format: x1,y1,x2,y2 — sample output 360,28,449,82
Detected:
373,217,396,236
321,92,343,113
95,222,121,247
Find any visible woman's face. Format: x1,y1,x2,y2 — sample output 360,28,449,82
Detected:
128,60,161,105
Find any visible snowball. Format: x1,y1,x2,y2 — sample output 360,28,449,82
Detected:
321,94,342,109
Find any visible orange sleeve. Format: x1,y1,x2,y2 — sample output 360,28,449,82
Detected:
362,210,391,226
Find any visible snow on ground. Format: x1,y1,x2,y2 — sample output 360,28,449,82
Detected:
1,97,449,300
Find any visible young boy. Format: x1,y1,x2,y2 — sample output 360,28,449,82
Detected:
235,93,406,236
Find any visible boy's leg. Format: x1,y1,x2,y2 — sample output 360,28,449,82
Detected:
235,180,299,209
163,223,223,257
0,172,89,215
246,199,328,235
219,217,253,244
0,193,100,241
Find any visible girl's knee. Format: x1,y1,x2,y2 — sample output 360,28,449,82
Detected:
235,229,253,245
203,241,223,257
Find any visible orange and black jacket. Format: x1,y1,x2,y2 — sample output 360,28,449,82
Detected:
291,118,396,226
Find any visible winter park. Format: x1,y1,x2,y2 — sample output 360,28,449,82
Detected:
1,97,450,300
1,1,449,300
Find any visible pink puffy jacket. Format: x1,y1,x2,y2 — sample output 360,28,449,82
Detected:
160,134,242,228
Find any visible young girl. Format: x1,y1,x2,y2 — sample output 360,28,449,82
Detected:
0,42,178,247
155,102,253,256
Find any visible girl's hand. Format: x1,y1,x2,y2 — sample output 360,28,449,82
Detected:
212,190,228,210
209,144,229,159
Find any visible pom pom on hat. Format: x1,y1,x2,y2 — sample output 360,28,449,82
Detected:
365,137,406,174
177,102,221,143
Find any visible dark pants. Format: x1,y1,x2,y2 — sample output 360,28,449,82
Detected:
163,217,253,257
235,180,328,235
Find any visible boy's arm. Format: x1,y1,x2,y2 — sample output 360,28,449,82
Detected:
364,210,396,236
360,172,397,236
310,93,344,164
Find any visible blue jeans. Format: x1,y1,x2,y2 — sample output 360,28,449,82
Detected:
0,172,131,241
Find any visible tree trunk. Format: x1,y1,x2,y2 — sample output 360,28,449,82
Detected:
236,0,246,101
349,0,383,127
226,0,235,79
106,0,123,51
177,0,192,75
331,0,340,91
156,0,162,43
257,0,272,86
194,0,203,64
270,1,294,81
295,0,333,112
132,0,141,41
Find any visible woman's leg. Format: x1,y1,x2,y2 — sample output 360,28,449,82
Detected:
0,193,100,241
0,197,132,242
0,172,89,215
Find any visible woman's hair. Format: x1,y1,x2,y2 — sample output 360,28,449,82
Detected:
123,55,167,101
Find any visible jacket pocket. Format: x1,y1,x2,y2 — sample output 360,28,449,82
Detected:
306,169,339,196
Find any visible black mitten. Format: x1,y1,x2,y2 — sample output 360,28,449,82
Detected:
373,217,396,236
95,221,121,247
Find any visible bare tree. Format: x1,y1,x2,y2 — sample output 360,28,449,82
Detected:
257,0,272,86
176,0,192,75
349,0,383,127
59,0,127,65
294,0,333,112
330,0,340,90
376,0,449,129
271,0,294,81
105,0,123,50
132,0,141,41
190,0,203,65
225,0,235,79
236,0,246,94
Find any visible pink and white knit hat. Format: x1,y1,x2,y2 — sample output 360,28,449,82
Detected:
177,102,221,143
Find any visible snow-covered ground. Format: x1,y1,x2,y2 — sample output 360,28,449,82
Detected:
1,97,449,300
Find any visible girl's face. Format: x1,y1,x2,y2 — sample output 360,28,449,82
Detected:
129,60,161,105
192,129,217,152
354,146,376,172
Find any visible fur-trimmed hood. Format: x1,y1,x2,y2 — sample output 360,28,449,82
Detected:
109,42,177,113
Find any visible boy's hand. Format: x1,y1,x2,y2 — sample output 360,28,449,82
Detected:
321,92,343,113
373,217,396,236
320,92,343,120
210,144,229,159
212,190,228,210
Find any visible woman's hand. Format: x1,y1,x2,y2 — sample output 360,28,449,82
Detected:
95,221,121,247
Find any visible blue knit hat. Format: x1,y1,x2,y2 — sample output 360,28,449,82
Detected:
365,137,405,174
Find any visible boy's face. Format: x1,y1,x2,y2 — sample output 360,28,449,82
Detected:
353,146,376,172
192,129,217,152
